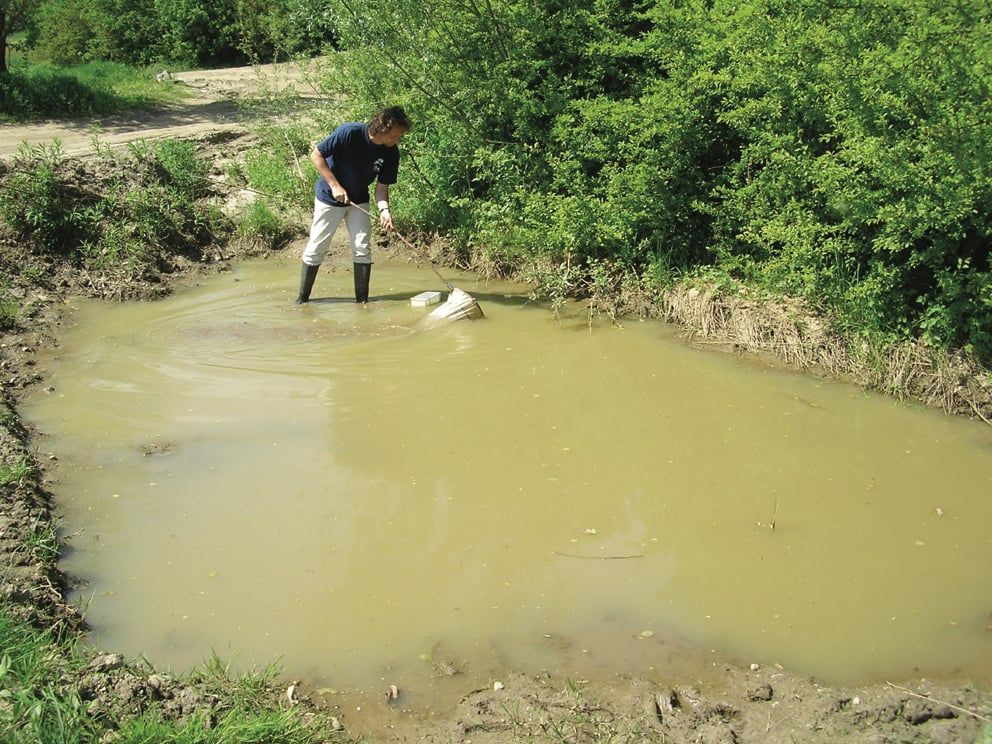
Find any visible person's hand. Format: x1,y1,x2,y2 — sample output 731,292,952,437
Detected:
379,208,394,231
331,184,348,203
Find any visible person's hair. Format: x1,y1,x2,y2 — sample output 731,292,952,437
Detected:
368,106,411,136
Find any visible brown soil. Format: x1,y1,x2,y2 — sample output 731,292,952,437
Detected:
0,60,324,158
1,64,990,743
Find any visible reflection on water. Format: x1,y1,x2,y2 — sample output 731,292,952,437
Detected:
23,255,992,702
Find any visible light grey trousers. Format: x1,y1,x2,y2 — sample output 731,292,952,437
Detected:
301,199,372,266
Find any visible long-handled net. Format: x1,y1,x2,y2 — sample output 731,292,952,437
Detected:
351,204,484,322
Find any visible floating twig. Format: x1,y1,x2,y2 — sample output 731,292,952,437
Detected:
553,551,644,560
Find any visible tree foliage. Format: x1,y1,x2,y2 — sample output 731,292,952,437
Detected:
30,0,336,67
330,0,992,362
236,0,338,62
0,0,42,72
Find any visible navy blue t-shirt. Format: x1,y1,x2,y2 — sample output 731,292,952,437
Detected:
313,122,400,206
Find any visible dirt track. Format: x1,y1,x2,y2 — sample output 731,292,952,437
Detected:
0,61,325,158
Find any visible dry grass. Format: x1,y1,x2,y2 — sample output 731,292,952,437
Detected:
644,283,992,425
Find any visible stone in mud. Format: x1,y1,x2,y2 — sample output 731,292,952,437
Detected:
89,653,124,672
163,686,205,718
138,440,176,456
901,697,957,725
746,683,774,702
679,686,703,709
432,658,459,677
111,673,151,711
147,673,169,695
655,689,680,722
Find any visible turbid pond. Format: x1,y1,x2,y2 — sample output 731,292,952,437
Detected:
24,254,992,707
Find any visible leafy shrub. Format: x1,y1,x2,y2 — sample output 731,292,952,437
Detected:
0,65,117,119
236,0,339,61
0,62,185,121
29,0,337,69
329,0,992,363
0,140,227,274
151,139,210,199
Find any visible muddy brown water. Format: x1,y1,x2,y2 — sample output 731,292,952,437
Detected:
23,255,992,710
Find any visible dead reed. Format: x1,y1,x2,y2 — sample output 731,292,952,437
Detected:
646,283,992,425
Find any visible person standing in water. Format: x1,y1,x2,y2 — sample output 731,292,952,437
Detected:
296,106,411,304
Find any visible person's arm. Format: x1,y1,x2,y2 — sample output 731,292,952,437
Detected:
375,182,394,230
310,146,348,203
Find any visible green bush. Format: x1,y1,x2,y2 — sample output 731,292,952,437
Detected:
0,61,185,121
236,0,339,61
329,0,992,363
243,147,314,209
28,0,337,68
0,140,227,273
151,139,210,199
0,144,103,254
0,64,117,118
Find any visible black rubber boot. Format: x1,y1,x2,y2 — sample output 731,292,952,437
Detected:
353,262,372,303
296,263,319,304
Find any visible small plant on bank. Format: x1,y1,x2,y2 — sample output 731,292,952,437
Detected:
0,285,19,329
150,139,210,200
236,200,291,251
0,456,32,487
243,147,314,210
23,519,59,562
238,117,323,216
528,254,583,319
0,143,102,256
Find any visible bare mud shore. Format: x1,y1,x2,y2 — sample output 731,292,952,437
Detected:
1,64,990,742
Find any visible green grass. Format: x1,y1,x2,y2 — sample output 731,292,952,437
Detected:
24,519,60,563
0,456,31,486
0,604,350,744
243,148,314,209
236,200,291,250
0,286,18,329
0,608,98,744
0,61,189,122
